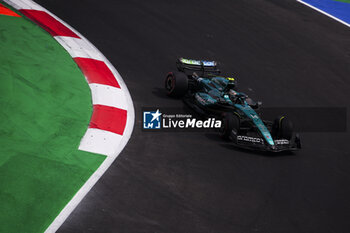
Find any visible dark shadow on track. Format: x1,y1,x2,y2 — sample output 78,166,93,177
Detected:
151,87,169,100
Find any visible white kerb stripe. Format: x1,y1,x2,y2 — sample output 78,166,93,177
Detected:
89,83,128,110
3,0,45,11
54,36,104,61
79,128,123,156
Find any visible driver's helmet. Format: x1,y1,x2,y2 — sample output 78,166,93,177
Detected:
211,76,237,91
225,77,236,90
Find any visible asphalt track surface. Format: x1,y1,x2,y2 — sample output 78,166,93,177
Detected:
36,0,350,232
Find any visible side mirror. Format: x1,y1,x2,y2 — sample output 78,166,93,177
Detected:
257,101,262,108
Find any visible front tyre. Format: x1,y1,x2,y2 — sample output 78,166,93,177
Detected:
165,71,188,97
272,116,293,140
219,112,240,140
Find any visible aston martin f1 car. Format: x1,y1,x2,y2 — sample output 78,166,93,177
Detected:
164,58,301,152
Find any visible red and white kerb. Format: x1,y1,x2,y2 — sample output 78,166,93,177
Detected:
4,1,134,232
5,0,134,156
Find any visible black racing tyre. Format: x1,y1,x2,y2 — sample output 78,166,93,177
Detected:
219,112,240,139
272,116,293,140
165,71,188,97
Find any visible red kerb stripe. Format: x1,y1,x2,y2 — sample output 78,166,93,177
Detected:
89,105,127,135
19,9,79,38
74,57,120,88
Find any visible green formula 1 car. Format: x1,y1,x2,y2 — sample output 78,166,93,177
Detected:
165,58,301,152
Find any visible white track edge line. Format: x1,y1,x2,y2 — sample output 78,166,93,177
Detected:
42,3,136,233
297,0,350,28
3,0,135,232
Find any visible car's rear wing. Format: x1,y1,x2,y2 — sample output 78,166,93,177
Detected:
176,58,220,76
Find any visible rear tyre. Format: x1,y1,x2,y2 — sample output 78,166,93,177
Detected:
272,116,293,140
165,71,188,97
219,112,240,140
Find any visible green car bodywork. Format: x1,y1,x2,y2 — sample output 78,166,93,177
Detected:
192,76,275,146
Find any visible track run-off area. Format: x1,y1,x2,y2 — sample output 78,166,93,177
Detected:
1,0,350,232
1,0,135,232
0,2,105,232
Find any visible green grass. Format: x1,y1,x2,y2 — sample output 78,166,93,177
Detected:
333,0,350,3
0,5,105,233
